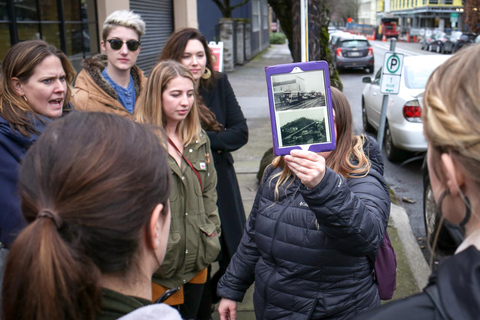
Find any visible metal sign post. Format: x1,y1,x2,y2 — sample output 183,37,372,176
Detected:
377,38,403,150
300,0,308,62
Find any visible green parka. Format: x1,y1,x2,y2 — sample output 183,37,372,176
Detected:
153,129,221,288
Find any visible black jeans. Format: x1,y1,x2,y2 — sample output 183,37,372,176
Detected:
174,282,205,320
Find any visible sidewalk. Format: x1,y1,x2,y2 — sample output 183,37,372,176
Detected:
212,43,430,319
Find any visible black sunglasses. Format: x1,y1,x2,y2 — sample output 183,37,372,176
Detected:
106,39,141,51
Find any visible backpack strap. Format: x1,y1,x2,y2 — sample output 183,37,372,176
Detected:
424,285,448,320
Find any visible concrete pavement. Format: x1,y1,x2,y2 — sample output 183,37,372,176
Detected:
212,43,431,319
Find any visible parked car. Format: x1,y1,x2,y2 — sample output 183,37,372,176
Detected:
442,31,462,54
361,55,451,161
429,32,449,53
333,35,374,74
329,31,353,53
423,159,464,257
420,33,437,50
452,33,477,52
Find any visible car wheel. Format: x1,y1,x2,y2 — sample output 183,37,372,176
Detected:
385,122,407,162
362,98,375,133
364,67,374,74
423,172,459,256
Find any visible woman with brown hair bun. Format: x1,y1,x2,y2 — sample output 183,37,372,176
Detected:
2,112,180,320
160,28,248,318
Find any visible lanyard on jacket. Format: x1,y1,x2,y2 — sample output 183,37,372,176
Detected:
168,137,203,191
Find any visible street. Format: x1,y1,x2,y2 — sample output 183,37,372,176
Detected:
340,39,440,260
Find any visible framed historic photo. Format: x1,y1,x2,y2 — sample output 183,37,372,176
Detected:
265,61,336,156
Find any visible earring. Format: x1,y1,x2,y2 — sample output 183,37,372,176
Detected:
22,95,28,102
436,189,471,227
202,67,212,80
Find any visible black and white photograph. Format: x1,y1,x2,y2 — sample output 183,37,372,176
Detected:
277,108,330,147
271,70,327,112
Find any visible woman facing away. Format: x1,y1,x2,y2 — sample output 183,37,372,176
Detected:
160,28,248,317
355,43,480,320
134,60,221,319
217,87,391,320
2,111,181,320
0,40,76,249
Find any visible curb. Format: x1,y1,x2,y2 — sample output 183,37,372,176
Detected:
390,204,431,290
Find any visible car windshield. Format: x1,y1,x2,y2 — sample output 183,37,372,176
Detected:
340,40,369,48
404,64,441,89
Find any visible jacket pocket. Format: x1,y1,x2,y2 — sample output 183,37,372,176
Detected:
196,223,221,270
158,231,181,278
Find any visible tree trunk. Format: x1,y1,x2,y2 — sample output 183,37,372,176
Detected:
272,0,342,90
307,1,342,90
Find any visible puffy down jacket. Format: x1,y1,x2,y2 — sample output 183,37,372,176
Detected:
217,138,391,319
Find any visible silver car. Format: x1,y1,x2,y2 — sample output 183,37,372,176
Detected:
361,55,451,162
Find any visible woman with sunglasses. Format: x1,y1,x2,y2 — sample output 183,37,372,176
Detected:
73,10,146,117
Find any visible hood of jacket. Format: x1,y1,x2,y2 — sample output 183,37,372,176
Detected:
0,113,50,152
431,246,480,319
77,54,144,101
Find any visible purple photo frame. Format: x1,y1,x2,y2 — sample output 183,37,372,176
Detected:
265,61,336,156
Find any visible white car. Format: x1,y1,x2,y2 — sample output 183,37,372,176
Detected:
361,55,451,162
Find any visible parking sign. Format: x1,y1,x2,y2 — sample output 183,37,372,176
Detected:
380,52,404,95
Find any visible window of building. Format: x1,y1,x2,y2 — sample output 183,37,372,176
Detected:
262,0,268,30
252,0,260,32
0,0,97,63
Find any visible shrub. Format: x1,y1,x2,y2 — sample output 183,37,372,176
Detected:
270,32,286,44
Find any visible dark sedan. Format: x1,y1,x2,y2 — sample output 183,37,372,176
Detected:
333,35,374,74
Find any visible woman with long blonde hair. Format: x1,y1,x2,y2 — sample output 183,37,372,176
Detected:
135,60,221,319
217,87,391,319
355,42,480,320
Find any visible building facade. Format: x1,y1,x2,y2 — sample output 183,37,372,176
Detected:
0,0,196,73
377,0,464,32
197,0,270,60
358,0,377,25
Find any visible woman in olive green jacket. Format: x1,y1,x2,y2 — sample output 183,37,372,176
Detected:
135,60,221,319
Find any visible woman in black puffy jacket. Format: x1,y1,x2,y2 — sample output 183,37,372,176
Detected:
217,87,391,320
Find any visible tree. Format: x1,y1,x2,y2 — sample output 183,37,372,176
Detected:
327,0,360,25
212,0,251,18
268,0,343,90
464,0,480,34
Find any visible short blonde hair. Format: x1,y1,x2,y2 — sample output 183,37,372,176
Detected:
102,10,146,40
